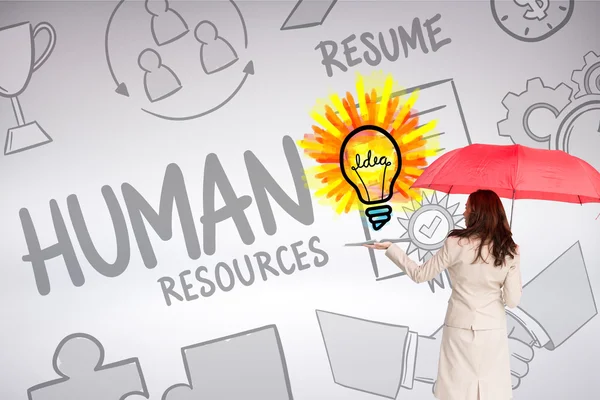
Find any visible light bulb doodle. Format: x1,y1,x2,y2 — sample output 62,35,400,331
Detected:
339,125,401,230
298,71,441,223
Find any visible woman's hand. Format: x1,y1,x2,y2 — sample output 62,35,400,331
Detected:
363,241,392,250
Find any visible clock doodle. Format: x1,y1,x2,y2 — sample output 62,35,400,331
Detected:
490,0,574,43
498,50,600,173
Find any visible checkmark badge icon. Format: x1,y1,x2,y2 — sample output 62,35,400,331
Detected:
419,216,442,239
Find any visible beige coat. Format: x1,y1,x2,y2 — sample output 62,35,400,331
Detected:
385,236,522,400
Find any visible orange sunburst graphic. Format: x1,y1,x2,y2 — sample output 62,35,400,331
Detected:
298,71,442,227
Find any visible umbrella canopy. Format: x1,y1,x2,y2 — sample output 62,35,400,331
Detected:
411,143,600,204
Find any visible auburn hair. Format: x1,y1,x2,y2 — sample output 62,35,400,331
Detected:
448,189,518,267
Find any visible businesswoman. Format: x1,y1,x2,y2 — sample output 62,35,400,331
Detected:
365,189,522,400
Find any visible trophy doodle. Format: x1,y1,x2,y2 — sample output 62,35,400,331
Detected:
0,21,56,156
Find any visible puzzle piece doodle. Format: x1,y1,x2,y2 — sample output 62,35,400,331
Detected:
27,333,149,400
162,325,294,400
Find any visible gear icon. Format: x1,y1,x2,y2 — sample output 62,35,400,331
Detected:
497,77,572,149
570,51,600,98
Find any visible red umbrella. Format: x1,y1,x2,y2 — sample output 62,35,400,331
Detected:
411,143,600,225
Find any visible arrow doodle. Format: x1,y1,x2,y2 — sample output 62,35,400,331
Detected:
105,0,128,96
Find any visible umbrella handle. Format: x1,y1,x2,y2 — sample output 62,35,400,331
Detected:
509,190,515,229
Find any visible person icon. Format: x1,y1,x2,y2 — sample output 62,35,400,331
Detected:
138,48,182,103
194,20,239,75
145,0,189,46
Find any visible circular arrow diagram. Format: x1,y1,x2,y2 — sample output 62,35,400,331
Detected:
105,0,250,99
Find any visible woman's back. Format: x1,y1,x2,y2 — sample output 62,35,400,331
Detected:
444,236,521,330
371,189,522,400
